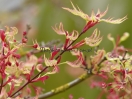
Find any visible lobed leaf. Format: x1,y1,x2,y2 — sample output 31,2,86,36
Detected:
85,29,102,47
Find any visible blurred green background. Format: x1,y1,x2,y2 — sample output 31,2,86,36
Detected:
0,0,131,99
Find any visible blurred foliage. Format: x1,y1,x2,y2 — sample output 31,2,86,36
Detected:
0,0,132,99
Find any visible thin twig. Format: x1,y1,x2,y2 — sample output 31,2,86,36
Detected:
38,72,91,99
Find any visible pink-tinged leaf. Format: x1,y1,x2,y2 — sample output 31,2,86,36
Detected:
66,57,82,67
36,64,44,72
45,66,60,75
26,87,31,94
69,40,85,50
3,76,14,87
54,66,60,73
66,30,79,40
52,22,66,35
10,48,17,53
78,52,86,66
53,22,79,41
31,76,49,83
38,56,43,63
25,66,35,81
70,49,80,56
12,53,21,59
64,39,70,49
62,1,89,21
67,50,86,67
85,29,102,47
97,73,108,79
83,21,98,33
50,46,60,60
25,74,31,81
8,82,15,96
44,54,57,66
0,29,5,41
115,69,126,80
63,2,126,30
30,66,35,77
101,15,127,24
31,86,43,99
90,81,106,88
122,70,126,80
0,88,8,98
91,49,106,65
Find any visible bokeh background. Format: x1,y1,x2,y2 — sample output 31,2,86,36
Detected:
0,0,131,99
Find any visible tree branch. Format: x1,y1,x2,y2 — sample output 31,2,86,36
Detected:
38,72,92,99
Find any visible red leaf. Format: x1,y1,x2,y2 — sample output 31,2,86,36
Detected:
31,76,49,83
64,39,70,49
69,40,85,50
12,53,21,59
0,30,5,41
50,46,60,60
82,21,98,33
3,76,15,87
25,66,35,81
8,82,15,96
